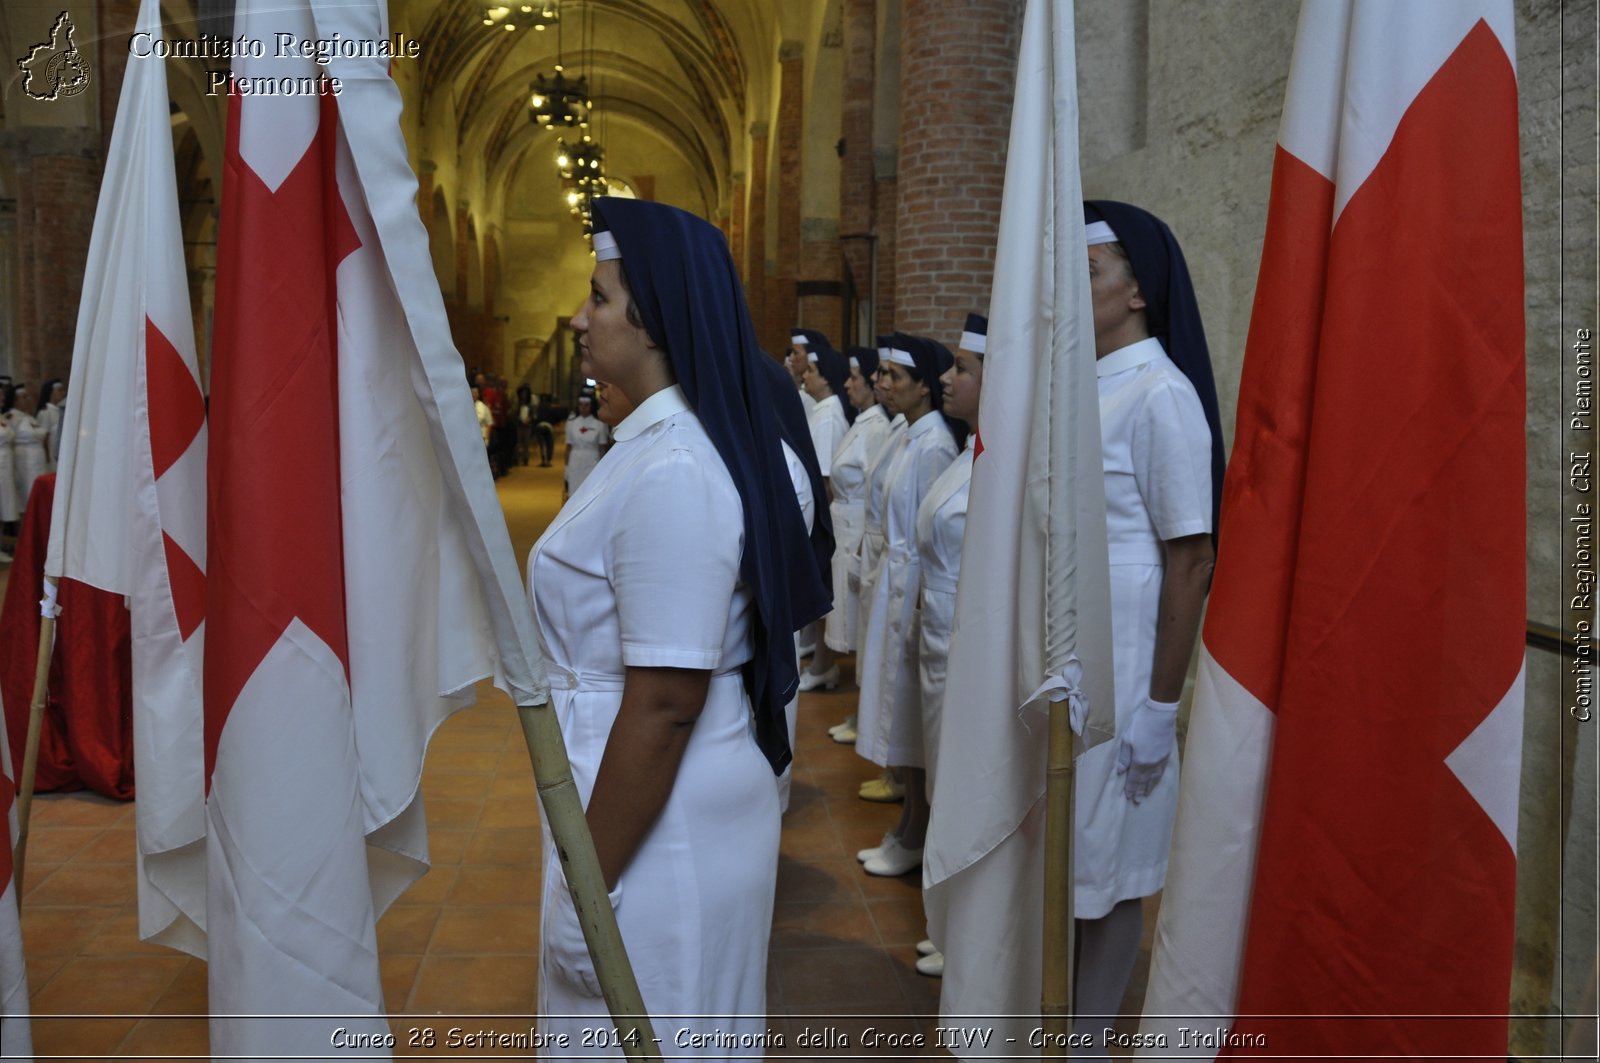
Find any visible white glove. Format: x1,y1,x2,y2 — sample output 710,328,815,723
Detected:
544,877,624,997
1116,697,1179,805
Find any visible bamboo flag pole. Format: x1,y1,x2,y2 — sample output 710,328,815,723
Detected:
517,703,662,1063
1040,703,1076,1052
12,579,59,887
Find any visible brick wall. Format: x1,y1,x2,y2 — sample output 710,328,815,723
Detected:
839,0,876,345
15,143,101,386
893,0,1024,342
773,49,805,352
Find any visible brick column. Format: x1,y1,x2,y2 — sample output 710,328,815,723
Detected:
839,0,875,344
10,130,101,385
774,42,804,349
746,123,769,348
894,0,1024,340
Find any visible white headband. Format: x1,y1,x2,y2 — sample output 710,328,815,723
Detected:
790,333,808,347
877,346,892,363
1085,220,1118,246
886,347,916,368
593,231,621,261
959,331,987,354
806,352,818,363
848,356,860,370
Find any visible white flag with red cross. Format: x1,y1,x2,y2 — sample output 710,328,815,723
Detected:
203,0,548,1053
1140,4,1524,1058
45,0,208,960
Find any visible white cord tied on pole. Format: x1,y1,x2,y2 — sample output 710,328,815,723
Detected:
1023,655,1090,736
39,578,61,620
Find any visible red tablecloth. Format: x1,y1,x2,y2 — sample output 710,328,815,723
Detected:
0,474,135,798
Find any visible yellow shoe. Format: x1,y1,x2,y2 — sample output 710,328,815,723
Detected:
857,775,905,803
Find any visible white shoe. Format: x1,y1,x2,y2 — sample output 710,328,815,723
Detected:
798,665,839,692
857,831,894,863
916,938,937,956
831,721,858,744
826,713,857,738
915,949,944,977
863,835,922,877
0,551,10,564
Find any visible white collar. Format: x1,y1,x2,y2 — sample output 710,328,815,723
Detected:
906,410,945,438
858,403,888,422
613,384,691,442
1096,336,1167,379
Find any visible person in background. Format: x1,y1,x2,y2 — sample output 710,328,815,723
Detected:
804,345,889,696
472,385,493,448
8,384,48,512
515,384,536,467
38,378,65,469
0,384,18,561
853,334,962,875
563,392,610,499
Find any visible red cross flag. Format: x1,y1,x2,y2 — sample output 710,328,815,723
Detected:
202,0,547,1052
1140,4,1524,1058
46,0,208,960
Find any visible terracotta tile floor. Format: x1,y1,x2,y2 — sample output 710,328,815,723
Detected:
3,458,1153,1059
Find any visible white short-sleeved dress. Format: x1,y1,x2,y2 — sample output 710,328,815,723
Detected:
11,413,47,511
823,404,891,653
564,414,611,494
852,415,907,653
1075,337,1214,918
805,393,849,478
855,412,958,770
529,385,779,1057
914,438,973,798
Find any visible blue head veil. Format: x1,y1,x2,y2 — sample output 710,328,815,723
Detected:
1084,200,1226,536
893,332,966,449
592,198,832,773
807,342,855,425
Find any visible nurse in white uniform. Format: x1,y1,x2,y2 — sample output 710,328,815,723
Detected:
1069,201,1223,1050
563,394,610,497
854,334,961,877
811,347,892,707
796,340,853,691
837,339,906,749
527,199,830,1059
908,314,987,979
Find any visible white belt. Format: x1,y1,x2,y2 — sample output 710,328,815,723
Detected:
1108,542,1164,566
546,668,627,692
545,665,745,692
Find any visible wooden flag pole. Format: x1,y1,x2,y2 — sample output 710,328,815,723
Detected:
517,703,662,1063
12,579,58,888
1040,699,1077,1056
